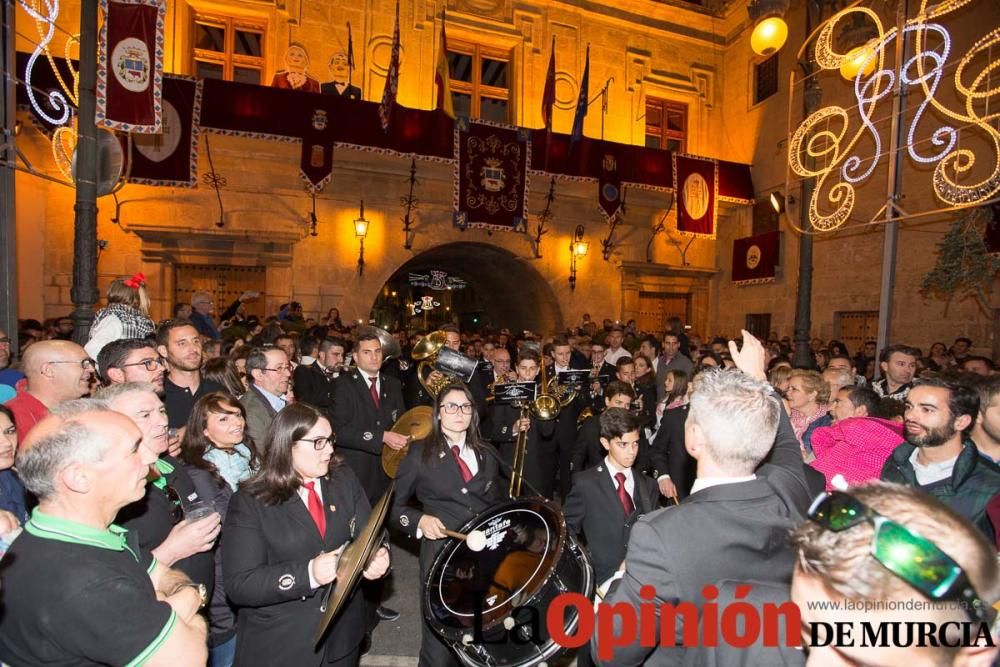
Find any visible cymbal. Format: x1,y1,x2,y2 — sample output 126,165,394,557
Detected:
382,406,433,479
314,484,393,647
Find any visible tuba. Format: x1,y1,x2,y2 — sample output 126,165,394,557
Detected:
411,331,478,398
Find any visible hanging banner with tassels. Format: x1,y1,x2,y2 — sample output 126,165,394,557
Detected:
454,118,530,232
674,154,718,238
598,149,623,220
96,0,165,132
732,230,780,286
127,77,202,186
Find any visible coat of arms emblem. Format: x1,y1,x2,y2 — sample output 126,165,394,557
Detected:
111,37,151,92
480,158,505,193
311,109,328,131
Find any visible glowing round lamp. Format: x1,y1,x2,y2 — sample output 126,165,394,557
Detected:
573,240,590,257
751,16,788,56
840,45,876,80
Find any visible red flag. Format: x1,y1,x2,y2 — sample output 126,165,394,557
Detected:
96,0,166,133
541,36,556,130
379,0,401,133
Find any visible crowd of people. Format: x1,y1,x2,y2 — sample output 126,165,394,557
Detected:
0,273,997,666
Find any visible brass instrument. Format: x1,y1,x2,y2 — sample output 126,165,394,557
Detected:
508,346,561,497
381,406,433,478
411,330,478,398
355,325,402,364
545,368,579,408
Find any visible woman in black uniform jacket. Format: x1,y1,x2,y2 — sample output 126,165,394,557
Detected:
391,382,503,667
222,403,390,667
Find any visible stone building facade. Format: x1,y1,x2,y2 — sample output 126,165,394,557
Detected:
11,0,998,353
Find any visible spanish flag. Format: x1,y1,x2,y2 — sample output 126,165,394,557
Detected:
435,10,454,118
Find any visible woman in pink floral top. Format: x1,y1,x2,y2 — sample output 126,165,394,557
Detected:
787,369,830,454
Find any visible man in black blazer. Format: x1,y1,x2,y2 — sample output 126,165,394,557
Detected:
564,408,659,585
331,334,407,504
593,331,812,666
648,401,695,500
548,336,592,498
293,337,346,420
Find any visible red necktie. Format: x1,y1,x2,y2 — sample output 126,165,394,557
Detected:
303,481,326,537
451,445,473,483
615,472,635,515
369,376,380,410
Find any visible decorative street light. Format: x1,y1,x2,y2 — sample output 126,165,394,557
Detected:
354,200,370,275
569,224,589,291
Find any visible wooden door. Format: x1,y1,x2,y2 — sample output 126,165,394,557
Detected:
835,311,879,353
637,292,690,339
174,264,267,318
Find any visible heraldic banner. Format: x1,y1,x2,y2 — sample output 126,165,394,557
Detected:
127,77,202,186
301,105,336,192
598,149,623,220
732,230,780,286
674,154,718,238
454,118,530,231
96,0,166,132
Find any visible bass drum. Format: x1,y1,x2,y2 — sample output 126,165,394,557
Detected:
424,498,594,667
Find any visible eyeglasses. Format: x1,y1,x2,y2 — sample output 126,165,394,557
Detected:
263,365,292,373
47,358,96,371
0,337,10,345
808,491,995,625
297,436,335,450
119,357,166,372
441,402,474,415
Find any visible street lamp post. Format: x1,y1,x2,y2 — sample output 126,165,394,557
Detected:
70,0,100,344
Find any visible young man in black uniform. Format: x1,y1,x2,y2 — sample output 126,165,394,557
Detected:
391,382,503,667
293,336,346,421
564,408,659,584
0,403,208,665
548,336,591,498
572,381,652,475
483,347,557,497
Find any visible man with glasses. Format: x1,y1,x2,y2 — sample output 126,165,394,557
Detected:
594,331,811,666
157,321,224,433
5,340,95,439
880,376,1000,541
0,328,23,389
190,291,220,340
241,348,293,446
97,338,166,394
791,482,999,666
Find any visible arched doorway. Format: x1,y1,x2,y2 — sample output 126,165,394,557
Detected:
370,242,562,334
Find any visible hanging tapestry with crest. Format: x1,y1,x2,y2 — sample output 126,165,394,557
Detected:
453,118,530,232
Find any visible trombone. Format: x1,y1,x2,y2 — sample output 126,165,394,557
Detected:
508,344,560,497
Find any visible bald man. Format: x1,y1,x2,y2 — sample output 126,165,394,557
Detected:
4,340,95,439
0,403,208,665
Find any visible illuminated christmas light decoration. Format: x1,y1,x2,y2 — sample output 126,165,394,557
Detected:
17,0,73,126
788,0,999,232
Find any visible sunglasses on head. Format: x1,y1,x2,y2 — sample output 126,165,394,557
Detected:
808,491,995,625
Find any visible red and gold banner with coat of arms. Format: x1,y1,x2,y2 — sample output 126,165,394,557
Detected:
674,154,718,238
454,118,530,232
96,0,166,133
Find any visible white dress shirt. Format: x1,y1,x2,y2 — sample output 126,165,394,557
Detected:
604,456,635,498
256,385,287,413
604,347,632,366
689,474,757,495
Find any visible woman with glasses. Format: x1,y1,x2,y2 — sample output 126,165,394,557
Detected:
84,274,155,360
391,382,503,666
180,392,260,667
222,403,389,667
0,405,26,557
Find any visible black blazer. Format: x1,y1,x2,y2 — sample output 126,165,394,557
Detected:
648,404,696,498
331,370,405,501
594,410,811,666
294,362,338,420
222,466,372,666
563,463,659,583
483,402,556,498
391,437,503,573
572,414,653,477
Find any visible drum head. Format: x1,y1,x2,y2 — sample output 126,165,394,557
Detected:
424,498,565,637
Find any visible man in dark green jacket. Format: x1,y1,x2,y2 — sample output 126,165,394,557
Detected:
881,376,1000,542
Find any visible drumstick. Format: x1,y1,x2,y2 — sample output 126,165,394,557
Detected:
443,529,487,552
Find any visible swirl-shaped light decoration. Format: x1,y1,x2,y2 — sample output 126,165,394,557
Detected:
788,0,999,232
17,0,73,126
